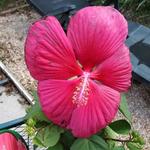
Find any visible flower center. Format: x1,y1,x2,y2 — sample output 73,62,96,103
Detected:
72,72,90,107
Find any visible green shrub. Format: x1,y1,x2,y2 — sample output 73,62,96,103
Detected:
0,0,5,7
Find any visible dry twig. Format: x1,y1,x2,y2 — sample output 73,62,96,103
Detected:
0,4,29,16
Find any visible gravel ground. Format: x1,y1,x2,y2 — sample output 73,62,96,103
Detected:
126,83,150,150
0,11,39,92
0,10,149,149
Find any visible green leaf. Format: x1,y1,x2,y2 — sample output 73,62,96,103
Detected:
25,126,36,137
104,126,118,138
47,143,63,150
71,135,109,150
25,103,49,122
35,121,49,128
119,94,132,122
113,146,125,150
35,128,45,147
109,119,131,135
26,118,36,127
25,91,50,123
32,91,39,103
108,141,115,150
34,125,63,148
127,142,143,150
104,127,118,149
33,136,45,147
90,135,109,149
61,130,75,149
71,139,89,150
131,131,145,145
43,125,64,147
137,0,147,10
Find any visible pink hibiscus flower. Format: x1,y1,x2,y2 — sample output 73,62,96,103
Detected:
25,6,132,138
0,132,27,150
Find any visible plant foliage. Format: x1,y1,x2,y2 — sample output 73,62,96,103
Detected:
25,92,144,150
94,0,150,27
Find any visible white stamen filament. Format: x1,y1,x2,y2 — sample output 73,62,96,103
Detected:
72,72,90,107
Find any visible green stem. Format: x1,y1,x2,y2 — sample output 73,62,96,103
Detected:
105,137,132,143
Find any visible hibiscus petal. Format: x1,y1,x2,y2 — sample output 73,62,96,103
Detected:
38,79,77,127
68,80,120,138
67,6,128,70
25,16,82,80
0,133,27,150
91,45,132,92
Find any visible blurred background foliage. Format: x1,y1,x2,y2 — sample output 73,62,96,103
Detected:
120,0,150,26
0,0,5,6
94,0,150,26
0,0,149,26
0,0,24,10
